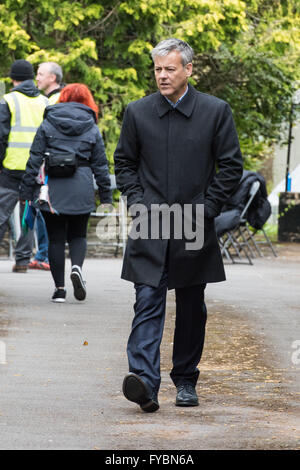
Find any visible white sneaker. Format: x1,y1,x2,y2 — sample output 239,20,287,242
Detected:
70,265,86,301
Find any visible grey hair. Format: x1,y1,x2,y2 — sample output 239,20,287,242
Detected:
41,62,63,84
151,38,194,66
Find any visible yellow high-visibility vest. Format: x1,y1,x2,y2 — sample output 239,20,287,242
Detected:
48,91,60,105
3,91,48,171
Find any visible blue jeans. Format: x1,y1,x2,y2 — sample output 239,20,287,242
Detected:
34,210,49,263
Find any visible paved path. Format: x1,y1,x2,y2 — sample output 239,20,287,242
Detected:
0,245,299,450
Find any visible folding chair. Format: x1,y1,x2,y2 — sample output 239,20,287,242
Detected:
219,229,253,264
248,226,277,257
235,181,261,259
216,211,253,265
216,181,261,264
238,182,277,258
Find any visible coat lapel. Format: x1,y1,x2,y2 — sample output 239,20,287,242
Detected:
176,84,197,118
155,92,172,118
155,84,197,118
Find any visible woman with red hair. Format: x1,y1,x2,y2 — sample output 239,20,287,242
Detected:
59,83,99,119
20,83,112,303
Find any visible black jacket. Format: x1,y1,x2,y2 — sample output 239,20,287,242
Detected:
47,86,64,99
215,170,271,235
239,171,271,229
20,102,112,214
0,80,40,180
114,85,243,289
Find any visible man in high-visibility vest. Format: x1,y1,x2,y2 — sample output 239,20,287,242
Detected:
36,62,64,105
0,59,48,272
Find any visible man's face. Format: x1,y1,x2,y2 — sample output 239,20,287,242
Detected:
36,64,55,92
154,50,193,103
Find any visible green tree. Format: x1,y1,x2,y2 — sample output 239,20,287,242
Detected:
0,0,299,172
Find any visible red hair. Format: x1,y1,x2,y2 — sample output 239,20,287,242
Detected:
59,83,98,120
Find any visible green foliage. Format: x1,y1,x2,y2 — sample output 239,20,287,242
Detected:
0,0,299,173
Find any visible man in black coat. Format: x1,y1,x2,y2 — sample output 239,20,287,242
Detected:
114,38,243,412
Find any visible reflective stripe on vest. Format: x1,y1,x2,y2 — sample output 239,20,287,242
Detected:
48,92,60,105
3,91,48,171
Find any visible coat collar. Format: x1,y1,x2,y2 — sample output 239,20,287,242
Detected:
155,84,197,118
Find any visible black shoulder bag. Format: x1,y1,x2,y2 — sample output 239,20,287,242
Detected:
45,151,78,178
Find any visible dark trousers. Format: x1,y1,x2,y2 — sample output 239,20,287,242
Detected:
42,211,90,287
0,181,34,265
127,269,207,393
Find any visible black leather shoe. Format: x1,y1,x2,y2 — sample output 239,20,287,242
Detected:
122,373,159,412
175,384,199,407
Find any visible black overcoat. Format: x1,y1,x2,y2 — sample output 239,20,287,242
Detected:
114,85,243,289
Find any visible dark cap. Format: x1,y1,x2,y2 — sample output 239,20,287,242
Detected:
9,59,34,81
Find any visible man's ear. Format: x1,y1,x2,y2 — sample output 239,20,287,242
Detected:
50,73,57,84
185,63,193,78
